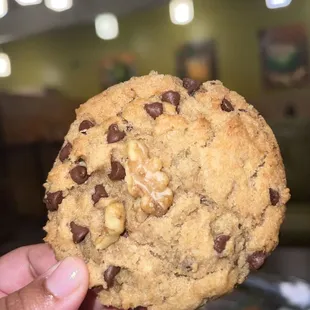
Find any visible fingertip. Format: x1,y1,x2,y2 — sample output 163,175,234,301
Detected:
67,256,89,283
70,257,90,292
0,256,90,310
45,257,89,299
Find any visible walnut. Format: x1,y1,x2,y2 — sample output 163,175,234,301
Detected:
95,202,125,250
126,140,173,216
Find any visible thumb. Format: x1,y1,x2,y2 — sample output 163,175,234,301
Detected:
0,257,89,310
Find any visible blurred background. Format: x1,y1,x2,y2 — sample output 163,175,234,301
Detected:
0,0,310,309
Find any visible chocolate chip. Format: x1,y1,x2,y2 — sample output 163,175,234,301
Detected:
133,307,147,310
107,124,126,144
162,91,181,107
183,78,201,95
144,102,163,119
214,235,230,253
247,251,266,270
221,99,234,112
79,120,94,133
91,285,104,295
70,222,89,243
70,166,89,184
92,185,108,204
59,142,72,162
44,191,63,211
104,266,121,289
108,161,126,181
238,109,247,112
269,188,280,206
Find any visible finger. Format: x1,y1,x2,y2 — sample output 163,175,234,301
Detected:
0,257,89,310
0,244,57,295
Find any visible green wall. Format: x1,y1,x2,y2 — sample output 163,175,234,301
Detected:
0,0,307,99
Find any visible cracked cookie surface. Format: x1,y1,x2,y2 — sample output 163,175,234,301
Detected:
43,72,290,310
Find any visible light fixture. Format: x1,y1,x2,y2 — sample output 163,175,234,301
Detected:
169,0,194,25
0,53,11,77
0,0,8,19
15,0,42,6
95,13,119,40
266,0,292,9
44,0,72,12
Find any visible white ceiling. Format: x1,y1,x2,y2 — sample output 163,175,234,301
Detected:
0,0,169,44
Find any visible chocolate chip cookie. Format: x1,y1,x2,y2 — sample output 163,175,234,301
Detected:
43,72,290,310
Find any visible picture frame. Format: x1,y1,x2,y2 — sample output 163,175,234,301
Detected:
258,24,309,89
176,40,218,82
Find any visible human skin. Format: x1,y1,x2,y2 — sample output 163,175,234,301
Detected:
0,244,103,310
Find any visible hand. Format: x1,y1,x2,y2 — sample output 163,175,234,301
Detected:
0,244,102,310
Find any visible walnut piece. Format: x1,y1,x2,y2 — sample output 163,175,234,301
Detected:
126,140,173,216
95,202,125,250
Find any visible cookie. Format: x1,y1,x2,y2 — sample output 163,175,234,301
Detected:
43,72,290,310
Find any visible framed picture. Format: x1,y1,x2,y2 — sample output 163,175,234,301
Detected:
99,52,136,90
176,40,218,82
259,24,309,89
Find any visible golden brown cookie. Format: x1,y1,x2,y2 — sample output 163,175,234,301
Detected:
43,72,290,310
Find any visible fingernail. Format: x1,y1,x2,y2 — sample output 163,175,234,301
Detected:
45,257,83,298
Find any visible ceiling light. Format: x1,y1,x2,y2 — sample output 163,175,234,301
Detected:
0,53,11,77
169,0,194,25
15,0,42,6
266,0,292,9
95,13,119,40
0,0,8,19
44,0,72,12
